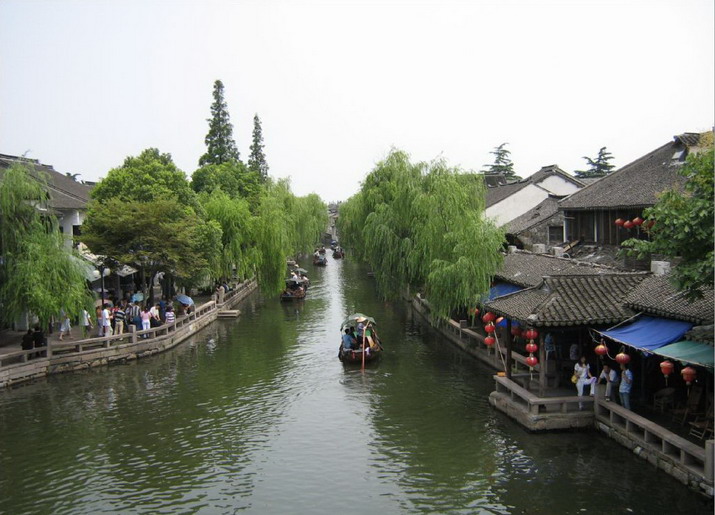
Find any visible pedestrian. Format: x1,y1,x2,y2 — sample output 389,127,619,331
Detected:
149,303,161,327
80,308,93,339
21,329,34,356
127,301,141,330
58,310,71,341
544,333,555,360
140,306,152,337
164,305,176,326
619,363,634,410
598,363,619,401
574,356,597,409
101,303,113,336
95,305,103,337
114,302,126,336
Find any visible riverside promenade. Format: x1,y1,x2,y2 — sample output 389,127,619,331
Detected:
0,280,257,388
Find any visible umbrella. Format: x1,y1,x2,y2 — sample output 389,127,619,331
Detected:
131,292,144,302
95,298,114,307
341,313,376,329
176,294,194,305
294,268,308,275
285,277,307,284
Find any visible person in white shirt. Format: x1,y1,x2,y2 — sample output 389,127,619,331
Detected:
598,363,619,401
101,304,113,336
574,356,597,408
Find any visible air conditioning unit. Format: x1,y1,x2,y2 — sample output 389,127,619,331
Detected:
650,261,671,276
532,244,547,254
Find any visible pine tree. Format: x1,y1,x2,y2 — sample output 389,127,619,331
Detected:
575,147,615,178
199,80,240,166
248,114,269,181
482,143,519,180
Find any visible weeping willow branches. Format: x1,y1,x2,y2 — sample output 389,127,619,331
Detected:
337,150,504,318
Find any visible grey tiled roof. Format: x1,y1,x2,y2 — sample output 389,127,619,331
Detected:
485,274,647,327
0,154,92,210
558,134,702,211
623,274,714,325
495,250,643,288
506,196,560,234
486,165,583,208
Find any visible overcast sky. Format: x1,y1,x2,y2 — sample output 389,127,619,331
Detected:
1,0,712,202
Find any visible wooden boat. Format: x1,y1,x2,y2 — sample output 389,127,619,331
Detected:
338,313,383,363
313,255,328,266
280,278,307,301
332,249,345,259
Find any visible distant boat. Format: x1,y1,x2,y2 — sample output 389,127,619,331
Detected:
332,248,345,259
338,313,383,364
313,255,328,266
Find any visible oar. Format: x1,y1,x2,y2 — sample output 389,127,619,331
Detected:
361,322,369,371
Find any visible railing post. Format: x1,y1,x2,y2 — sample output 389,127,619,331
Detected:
129,324,137,345
705,440,714,482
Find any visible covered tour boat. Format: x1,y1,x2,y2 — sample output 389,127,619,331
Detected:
313,254,328,266
280,278,307,301
338,313,383,364
332,248,345,259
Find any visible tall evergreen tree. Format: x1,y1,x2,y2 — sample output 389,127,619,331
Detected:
199,80,240,166
248,114,269,181
575,146,615,178
482,143,520,180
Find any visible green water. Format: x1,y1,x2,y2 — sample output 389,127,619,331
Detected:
0,258,711,514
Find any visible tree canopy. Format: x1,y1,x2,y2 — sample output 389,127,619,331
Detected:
90,148,199,210
248,114,269,181
622,147,714,299
575,146,615,178
191,161,261,210
199,79,240,166
338,150,504,318
0,163,93,327
482,143,520,180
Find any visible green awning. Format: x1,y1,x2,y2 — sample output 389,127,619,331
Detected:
654,340,714,369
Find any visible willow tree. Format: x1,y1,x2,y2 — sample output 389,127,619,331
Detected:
337,150,504,318
200,189,257,281
0,163,93,327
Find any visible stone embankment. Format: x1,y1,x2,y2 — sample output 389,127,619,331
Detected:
0,280,257,388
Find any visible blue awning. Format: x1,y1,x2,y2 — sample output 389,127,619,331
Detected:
487,282,523,301
597,316,693,352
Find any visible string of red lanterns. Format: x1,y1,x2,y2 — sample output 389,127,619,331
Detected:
482,311,496,347
524,328,539,369
614,217,655,230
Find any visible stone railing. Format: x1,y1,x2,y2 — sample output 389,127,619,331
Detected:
493,374,594,416
0,280,257,387
594,397,713,492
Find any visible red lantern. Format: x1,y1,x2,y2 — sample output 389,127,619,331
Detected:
623,220,634,229
484,336,496,347
681,366,697,385
632,217,644,226
511,326,522,337
525,342,538,354
594,344,608,356
614,218,625,226
482,312,496,324
525,355,539,368
468,307,479,317
660,360,674,385
615,352,631,365
524,329,539,341
484,324,496,333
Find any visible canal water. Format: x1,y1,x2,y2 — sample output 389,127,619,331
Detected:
0,257,711,514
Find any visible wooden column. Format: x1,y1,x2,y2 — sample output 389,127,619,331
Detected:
539,332,546,396
505,320,513,379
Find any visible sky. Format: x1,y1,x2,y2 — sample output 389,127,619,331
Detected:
1,0,713,202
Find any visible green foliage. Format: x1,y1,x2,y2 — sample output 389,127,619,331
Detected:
482,143,520,180
81,198,219,285
575,146,615,178
0,163,93,327
338,150,505,317
622,148,714,299
91,148,200,211
248,114,269,181
191,161,261,210
200,189,257,280
199,79,240,166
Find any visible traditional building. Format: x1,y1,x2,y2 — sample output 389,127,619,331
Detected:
558,133,707,247
0,154,93,248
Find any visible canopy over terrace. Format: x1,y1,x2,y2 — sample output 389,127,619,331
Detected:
595,316,693,352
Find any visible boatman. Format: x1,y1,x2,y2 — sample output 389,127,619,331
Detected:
342,328,356,350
